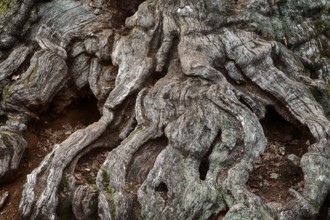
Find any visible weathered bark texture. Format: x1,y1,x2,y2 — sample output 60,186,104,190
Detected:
0,0,329,219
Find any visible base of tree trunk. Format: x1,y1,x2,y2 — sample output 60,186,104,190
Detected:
0,0,329,219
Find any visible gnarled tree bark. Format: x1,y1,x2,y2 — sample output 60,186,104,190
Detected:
0,0,329,219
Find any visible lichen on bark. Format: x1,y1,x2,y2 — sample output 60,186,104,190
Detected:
0,0,329,219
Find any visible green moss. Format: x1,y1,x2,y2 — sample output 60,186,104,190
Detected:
99,166,117,217
23,62,39,88
15,62,39,89
326,86,330,97
61,176,70,193
308,198,320,211
0,0,10,16
106,187,117,219
100,166,110,186
2,85,10,100
107,187,115,195
2,135,11,147
31,63,39,78
1,131,14,148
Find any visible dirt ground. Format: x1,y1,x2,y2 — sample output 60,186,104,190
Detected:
248,107,313,205
0,97,100,220
0,102,319,219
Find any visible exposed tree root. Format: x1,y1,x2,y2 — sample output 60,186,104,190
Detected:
0,0,329,219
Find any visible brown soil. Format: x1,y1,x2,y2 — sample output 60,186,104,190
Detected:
73,149,109,186
0,96,100,220
0,101,318,219
248,107,314,205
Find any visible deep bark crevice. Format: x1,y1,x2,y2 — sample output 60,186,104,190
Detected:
248,106,314,204
108,0,146,29
150,36,180,86
126,135,169,185
48,89,101,125
260,106,315,146
199,131,222,181
317,193,330,220
155,182,168,201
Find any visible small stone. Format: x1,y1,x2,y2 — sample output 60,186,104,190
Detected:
263,180,270,186
270,173,279,180
11,75,21,81
278,147,285,156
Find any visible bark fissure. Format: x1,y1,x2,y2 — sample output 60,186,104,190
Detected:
199,130,222,181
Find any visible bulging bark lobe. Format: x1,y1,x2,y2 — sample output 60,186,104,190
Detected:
0,0,329,219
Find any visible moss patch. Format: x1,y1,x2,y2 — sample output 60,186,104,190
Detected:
1,131,14,148
106,187,117,219
2,85,10,100
2,135,11,147
100,166,110,186
0,0,11,16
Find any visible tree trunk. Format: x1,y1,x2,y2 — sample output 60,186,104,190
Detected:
0,0,329,219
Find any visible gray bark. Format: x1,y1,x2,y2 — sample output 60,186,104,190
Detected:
0,0,329,219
